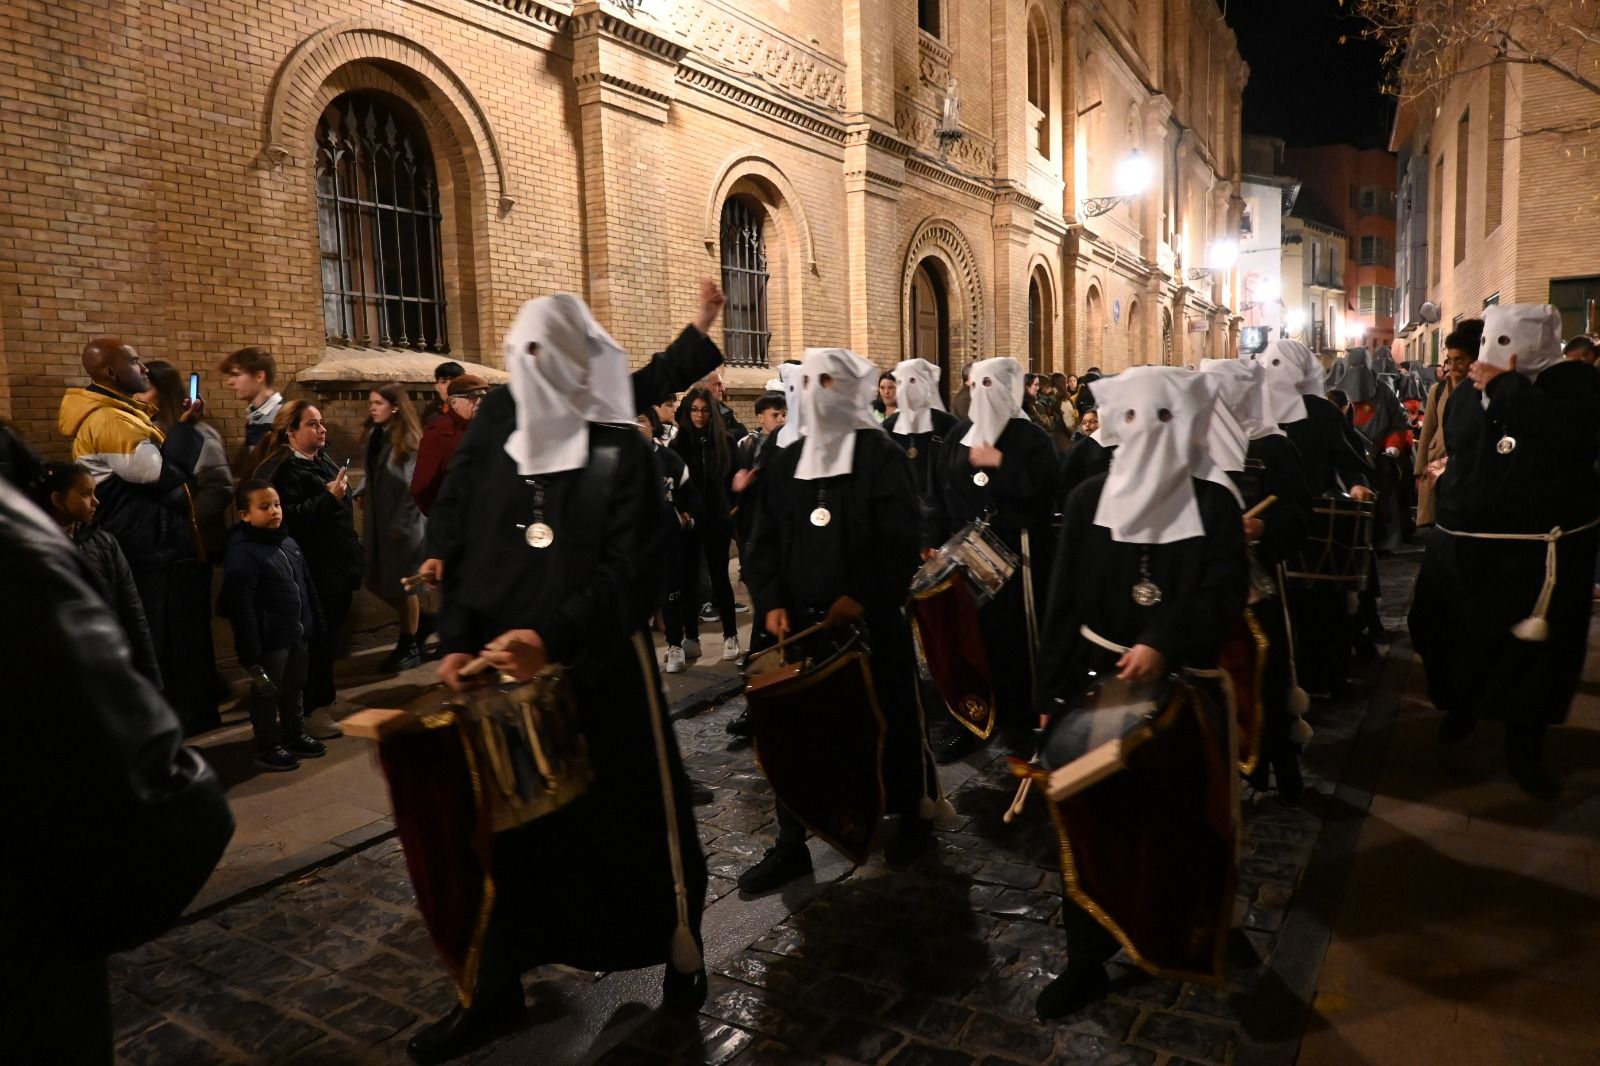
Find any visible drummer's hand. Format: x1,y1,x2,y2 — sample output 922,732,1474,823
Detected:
1349,485,1376,503
1242,516,1265,542
418,557,444,587
1116,644,1165,683
440,652,476,692
732,468,755,494
968,443,1004,468
481,629,547,682
921,547,938,562
765,608,790,639
824,595,865,629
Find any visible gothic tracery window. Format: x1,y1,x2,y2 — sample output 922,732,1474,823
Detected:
720,198,771,366
315,92,449,351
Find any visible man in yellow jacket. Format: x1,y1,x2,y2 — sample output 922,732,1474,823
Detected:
58,337,219,733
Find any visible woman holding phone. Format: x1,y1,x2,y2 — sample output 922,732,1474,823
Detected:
142,360,234,560
248,401,363,738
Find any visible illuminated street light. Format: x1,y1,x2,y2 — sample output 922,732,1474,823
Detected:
1187,239,1240,282
1284,308,1307,337
1081,150,1152,218
1344,321,1366,344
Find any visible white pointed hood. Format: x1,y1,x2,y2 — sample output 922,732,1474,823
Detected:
1091,366,1237,544
1250,338,1320,425
1480,304,1565,378
961,357,1026,448
1200,358,1284,475
890,358,946,435
502,294,635,476
795,348,880,480
776,362,804,448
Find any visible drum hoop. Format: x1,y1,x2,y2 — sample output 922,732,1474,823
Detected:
749,650,889,865
908,573,961,603
1036,679,1235,986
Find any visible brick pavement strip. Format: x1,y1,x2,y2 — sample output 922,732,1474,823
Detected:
112,557,1420,1066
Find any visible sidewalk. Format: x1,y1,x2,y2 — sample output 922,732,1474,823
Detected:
1294,619,1600,1063
188,601,755,915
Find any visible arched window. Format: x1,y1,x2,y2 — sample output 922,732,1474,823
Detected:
1026,11,1050,156
315,92,448,351
1027,268,1052,373
720,198,770,366
1085,284,1106,367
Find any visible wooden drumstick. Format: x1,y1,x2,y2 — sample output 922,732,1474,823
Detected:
1243,495,1278,520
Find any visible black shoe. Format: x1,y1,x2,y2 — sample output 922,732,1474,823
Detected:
284,735,328,759
1437,711,1477,746
254,747,299,773
737,844,812,895
726,710,753,738
1271,752,1305,803
698,603,719,623
933,729,982,765
662,966,708,1015
1510,763,1564,801
378,640,423,674
1035,965,1110,1020
733,602,750,615
406,983,525,1065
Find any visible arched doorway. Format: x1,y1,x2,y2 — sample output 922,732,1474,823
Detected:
1027,270,1052,373
1125,300,1141,365
911,258,951,403
1084,284,1105,370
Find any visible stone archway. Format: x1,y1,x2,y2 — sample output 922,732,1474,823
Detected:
902,218,984,385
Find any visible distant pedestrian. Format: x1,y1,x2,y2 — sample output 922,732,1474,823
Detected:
27,461,162,686
144,359,235,561
251,401,361,738
426,360,466,427
218,346,283,453
872,370,898,422
1564,335,1597,365
637,407,699,674
951,363,974,420
672,386,741,662
361,383,430,672
411,374,487,516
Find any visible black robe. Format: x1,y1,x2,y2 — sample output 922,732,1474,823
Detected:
744,429,935,815
882,408,960,503
1036,476,1248,709
427,396,706,976
928,416,1061,730
1284,394,1373,497
1057,436,1113,511
1409,361,1600,725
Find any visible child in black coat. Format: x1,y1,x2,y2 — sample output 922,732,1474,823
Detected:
219,479,328,772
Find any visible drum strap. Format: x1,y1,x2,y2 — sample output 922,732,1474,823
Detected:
1020,528,1038,674
1435,515,1600,642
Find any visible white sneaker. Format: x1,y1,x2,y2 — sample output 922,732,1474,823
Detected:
683,639,703,660
721,636,741,662
663,646,687,674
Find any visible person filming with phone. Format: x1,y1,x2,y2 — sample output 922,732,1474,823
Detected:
244,401,362,740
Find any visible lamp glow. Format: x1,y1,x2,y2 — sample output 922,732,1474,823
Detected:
1284,309,1307,336
1208,240,1239,270
1344,322,1366,343
1114,150,1154,197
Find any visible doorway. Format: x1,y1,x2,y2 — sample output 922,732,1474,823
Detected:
911,258,951,403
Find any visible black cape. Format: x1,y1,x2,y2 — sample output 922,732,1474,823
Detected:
882,407,960,503
1283,394,1373,497
1410,361,1600,725
428,396,706,974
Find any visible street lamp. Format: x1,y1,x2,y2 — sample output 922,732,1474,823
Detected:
1187,239,1239,282
1343,322,1366,345
1080,149,1153,218
1284,308,1307,338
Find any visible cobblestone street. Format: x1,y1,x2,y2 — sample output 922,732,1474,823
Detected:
113,560,1413,1066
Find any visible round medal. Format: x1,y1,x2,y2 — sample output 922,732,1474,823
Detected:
973,471,990,487
1131,580,1163,607
525,522,555,549
1496,435,1517,455
810,507,832,527
906,446,919,460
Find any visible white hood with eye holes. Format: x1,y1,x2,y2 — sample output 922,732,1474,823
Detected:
1250,339,1320,425
1089,366,1231,545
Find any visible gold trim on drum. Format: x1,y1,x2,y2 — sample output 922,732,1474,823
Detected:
907,598,998,741
1236,607,1270,777
452,710,499,1010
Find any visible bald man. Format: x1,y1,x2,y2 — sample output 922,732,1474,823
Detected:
58,336,220,733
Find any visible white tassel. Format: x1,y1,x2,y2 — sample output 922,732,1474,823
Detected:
670,925,702,974
935,796,958,823
1288,685,1311,716
1290,715,1314,746
918,795,937,820
1512,616,1551,643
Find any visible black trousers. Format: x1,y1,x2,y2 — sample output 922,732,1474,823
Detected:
680,523,736,640
1059,895,1119,970
132,557,220,736
306,581,353,712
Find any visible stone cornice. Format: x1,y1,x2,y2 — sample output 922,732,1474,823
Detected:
676,59,846,143
569,2,689,64
664,0,849,114
903,154,994,203
475,0,569,37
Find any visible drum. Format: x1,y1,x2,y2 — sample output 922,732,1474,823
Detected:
911,518,1020,606
340,670,592,1003
1282,496,1375,589
1020,674,1237,984
1218,609,1269,774
910,574,997,739
744,623,888,864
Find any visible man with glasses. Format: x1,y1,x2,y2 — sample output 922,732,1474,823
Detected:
1415,321,1482,529
411,374,486,517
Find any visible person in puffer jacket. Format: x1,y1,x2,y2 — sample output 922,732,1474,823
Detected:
218,479,327,773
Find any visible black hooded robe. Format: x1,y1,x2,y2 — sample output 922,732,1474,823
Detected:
882,407,960,504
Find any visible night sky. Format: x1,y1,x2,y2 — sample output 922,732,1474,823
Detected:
1220,0,1394,149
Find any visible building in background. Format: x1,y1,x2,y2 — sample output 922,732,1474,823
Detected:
1390,37,1600,363
1236,134,1300,351
0,0,1247,453
1281,213,1348,359
1283,144,1397,352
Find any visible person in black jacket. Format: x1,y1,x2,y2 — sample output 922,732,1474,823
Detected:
27,461,164,687
637,407,702,675
671,386,741,662
219,480,329,772
0,474,233,1066
250,401,362,737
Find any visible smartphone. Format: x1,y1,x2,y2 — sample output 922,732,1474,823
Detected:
187,372,200,403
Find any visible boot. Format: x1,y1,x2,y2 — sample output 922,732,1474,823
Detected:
378,635,423,674
1271,750,1305,804
737,843,812,895
1505,724,1562,800
1034,964,1109,1020
406,982,525,1065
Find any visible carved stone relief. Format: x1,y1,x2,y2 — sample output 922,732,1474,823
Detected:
667,2,847,113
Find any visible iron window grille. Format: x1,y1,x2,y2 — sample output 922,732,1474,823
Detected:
315,93,449,352
720,199,771,367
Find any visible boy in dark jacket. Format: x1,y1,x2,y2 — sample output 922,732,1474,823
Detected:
220,479,327,772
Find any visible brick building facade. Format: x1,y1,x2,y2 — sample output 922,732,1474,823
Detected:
0,0,1246,455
